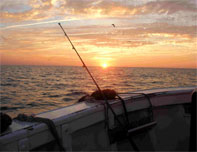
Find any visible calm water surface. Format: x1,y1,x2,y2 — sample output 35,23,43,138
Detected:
0,65,196,117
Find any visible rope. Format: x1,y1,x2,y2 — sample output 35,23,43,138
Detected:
15,114,65,152
119,92,154,121
117,95,130,127
102,93,139,151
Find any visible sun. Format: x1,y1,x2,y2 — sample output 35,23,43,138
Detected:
101,63,108,69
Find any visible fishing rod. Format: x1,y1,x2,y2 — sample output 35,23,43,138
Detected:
58,23,139,151
58,23,118,115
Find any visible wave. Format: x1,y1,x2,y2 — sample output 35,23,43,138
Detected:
48,95,62,98
27,102,40,107
65,91,87,96
62,97,73,102
0,106,23,111
1,83,13,86
0,96,12,103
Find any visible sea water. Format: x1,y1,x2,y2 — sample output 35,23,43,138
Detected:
0,65,196,117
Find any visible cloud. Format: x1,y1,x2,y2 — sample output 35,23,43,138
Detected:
72,22,196,46
62,0,197,17
1,0,196,25
142,23,196,38
1,19,195,57
0,0,55,23
0,0,30,12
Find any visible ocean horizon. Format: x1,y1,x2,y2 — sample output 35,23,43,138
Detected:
1,64,196,69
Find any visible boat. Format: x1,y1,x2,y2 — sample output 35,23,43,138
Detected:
0,86,196,151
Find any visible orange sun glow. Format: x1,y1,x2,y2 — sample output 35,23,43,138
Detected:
101,63,108,68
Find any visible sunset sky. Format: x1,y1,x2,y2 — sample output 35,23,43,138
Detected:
0,0,196,68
